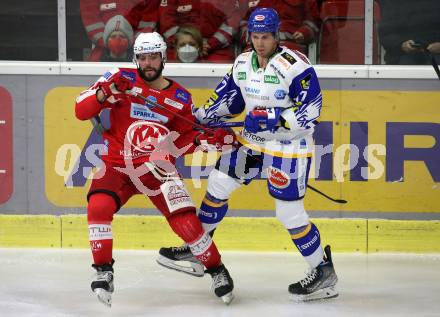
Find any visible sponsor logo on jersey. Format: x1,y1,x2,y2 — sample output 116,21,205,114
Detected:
251,78,261,83
243,131,266,143
125,121,170,155
238,72,247,80
175,88,189,103
274,89,287,100
269,64,286,79
120,70,136,82
164,97,183,110
268,166,291,189
177,4,192,12
237,60,246,65
276,56,291,69
254,14,265,21
130,104,168,123
264,75,280,84
300,73,312,90
161,180,194,213
245,87,260,94
281,52,297,65
145,95,158,108
103,71,112,80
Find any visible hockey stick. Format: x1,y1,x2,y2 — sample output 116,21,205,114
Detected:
95,91,347,204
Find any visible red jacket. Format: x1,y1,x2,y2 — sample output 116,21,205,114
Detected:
159,0,241,51
80,0,159,47
239,0,320,52
75,68,200,166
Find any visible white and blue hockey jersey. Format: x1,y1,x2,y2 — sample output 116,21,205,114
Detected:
194,46,322,157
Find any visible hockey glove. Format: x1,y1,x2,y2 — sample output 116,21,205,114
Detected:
97,73,134,105
195,128,237,152
244,108,282,133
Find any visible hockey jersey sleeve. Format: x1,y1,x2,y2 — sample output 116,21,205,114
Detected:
75,69,122,120
193,69,246,125
279,66,322,133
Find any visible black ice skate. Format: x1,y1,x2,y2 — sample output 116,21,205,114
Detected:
288,245,338,302
91,261,114,307
206,264,234,305
157,244,204,277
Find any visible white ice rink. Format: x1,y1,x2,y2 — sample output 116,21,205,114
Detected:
0,249,439,317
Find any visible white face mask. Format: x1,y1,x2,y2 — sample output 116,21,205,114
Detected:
177,44,199,63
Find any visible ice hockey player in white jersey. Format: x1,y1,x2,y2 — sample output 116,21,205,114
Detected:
157,7,338,302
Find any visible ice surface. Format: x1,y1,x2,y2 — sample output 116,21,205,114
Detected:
0,249,439,317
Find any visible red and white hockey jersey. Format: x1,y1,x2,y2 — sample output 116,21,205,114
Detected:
75,67,200,166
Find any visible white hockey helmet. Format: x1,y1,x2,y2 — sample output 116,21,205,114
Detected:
133,32,167,62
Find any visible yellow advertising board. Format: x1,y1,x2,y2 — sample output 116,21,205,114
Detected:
44,87,440,213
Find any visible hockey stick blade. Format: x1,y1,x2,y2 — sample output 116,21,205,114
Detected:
307,184,347,204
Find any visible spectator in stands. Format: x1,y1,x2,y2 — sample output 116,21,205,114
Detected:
238,0,320,55
379,0,440,65
159,0,242,63
80,0,159,60
88,15,134,62
168,25,204,63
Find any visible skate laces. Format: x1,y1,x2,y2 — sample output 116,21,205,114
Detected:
95,270,113,283
212,269,229,289
299,268,318,287
171,244,189,254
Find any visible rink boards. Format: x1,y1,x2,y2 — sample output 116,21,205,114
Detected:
0,67,440,251
0,215,439,253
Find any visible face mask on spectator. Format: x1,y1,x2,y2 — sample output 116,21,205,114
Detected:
177,44,199,63
108,38,129,57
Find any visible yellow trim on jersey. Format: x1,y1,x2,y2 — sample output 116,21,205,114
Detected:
236,135,313,159
290,223,312,240
202,197,227,208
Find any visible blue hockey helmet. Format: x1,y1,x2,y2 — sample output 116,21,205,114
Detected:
248,7,280,34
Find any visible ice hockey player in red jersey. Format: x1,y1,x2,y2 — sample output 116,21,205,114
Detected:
75,31,235,307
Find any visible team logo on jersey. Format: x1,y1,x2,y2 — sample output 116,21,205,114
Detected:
130,104,168,123
264,75,280,84
125,121,170,155
175,88,189,103
238,72,247,80
300,74,312,90
281,52,297,65
268,167,291,189
274,89,287,100
164,98,183,110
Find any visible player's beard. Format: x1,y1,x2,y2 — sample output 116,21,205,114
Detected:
138,63,164,82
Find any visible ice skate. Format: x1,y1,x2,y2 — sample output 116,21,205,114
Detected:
157,244,205,277
206,264,234,305
288,245,338,302
91,262,114,307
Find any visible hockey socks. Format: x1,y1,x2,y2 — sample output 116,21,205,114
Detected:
87,193,117,266
198,192,229,233
168,211,221,269
289,223,325,268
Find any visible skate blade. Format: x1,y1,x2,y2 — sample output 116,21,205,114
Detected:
94,288,112,307
291,286,338,303
156,255,205,277
221,292,234,305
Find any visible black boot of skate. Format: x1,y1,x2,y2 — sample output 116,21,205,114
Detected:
156,230,215,277
91,260,114,307
157,244,204,277
288,245,338,302
205,264,234,305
